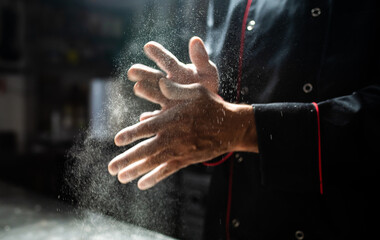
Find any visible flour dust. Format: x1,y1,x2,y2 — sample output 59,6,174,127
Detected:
63,67,183,237
61,1,212,238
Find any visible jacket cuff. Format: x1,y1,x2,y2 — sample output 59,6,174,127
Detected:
253,103,320,193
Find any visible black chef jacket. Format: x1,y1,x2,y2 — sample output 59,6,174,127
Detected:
203,0,379,239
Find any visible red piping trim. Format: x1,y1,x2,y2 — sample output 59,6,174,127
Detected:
202,1,253,239
226,160,234,239
312,102,323,195
203,152,234,167
202,0,251,167
227,1,252,239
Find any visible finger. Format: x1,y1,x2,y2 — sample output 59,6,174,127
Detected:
127,64,165,82
114,118,157,147
128,64,168,105
139,110,161,121
114,108,178,146
144,41,181,77
117,149,171,183
108,136,161,175
117,159,147,183
159,78,204,100
189,37,211,73
134,80,169,106
137,160,184,190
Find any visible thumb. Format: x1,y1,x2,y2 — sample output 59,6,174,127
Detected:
159,78,203,100
189,37,210,73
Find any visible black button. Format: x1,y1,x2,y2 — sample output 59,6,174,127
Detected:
295,230,304,240
311,8,321,17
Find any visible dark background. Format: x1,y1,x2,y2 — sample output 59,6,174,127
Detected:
0,0,211,239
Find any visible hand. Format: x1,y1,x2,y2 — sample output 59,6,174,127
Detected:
128,36,219,119
108,79,258,190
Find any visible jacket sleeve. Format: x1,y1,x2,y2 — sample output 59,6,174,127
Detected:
253,84,380,193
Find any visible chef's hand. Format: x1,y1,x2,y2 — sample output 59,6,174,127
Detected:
108,79,258,190
127,37,219,121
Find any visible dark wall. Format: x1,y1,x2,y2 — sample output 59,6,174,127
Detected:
0,0,210,239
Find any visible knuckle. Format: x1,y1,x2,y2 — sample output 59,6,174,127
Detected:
193,82,206,91
154,133,164,143
193,84,207,97
167,160,182,172
148,156,163,167
192,82,203,88
161,148,178,159
170,149,182,158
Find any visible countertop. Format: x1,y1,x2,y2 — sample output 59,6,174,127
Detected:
0,181,176,240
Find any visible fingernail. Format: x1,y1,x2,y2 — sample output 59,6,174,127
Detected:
143,41,156,54
108,163,119,176
195,39,202,48
118,173,132,184
115,134,126,146
114,138,122,146
138,180,154,190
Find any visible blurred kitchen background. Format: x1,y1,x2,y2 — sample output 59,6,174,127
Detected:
0,0,212,239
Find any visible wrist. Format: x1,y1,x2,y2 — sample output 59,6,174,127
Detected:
225,102,258,153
